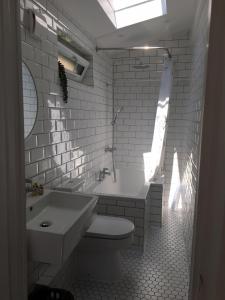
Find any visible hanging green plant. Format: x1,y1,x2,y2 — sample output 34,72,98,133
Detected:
58,61,68,103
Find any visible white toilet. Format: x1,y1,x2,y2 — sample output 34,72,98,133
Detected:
54,180,135,281
77,214,134,281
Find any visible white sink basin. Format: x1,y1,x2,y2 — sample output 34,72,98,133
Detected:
26,190,98,265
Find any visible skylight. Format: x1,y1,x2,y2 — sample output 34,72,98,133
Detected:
98,0,167,29
111,0,147,11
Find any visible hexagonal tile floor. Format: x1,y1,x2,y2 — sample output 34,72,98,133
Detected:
64,210,189,299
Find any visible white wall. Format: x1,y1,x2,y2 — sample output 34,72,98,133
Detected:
111,28,209,270
112,37,192,207
21,0,113,191
20,0,113,288
180,0,211,267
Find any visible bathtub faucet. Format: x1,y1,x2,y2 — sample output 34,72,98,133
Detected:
103,168,111,176
98,168,111,181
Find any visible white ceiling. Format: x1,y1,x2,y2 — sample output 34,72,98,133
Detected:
55,0,197,47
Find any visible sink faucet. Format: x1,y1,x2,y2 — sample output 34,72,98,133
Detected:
25,178,44,195
25,178,33,192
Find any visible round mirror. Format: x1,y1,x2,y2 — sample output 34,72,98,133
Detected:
22,62,38,139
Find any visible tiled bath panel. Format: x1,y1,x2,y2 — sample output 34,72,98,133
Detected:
96,195,146,248
94,183,163,248
148,183,163,227
52,209,189,300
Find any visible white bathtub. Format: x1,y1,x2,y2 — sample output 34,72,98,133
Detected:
88,168,151,248
93,168,150,199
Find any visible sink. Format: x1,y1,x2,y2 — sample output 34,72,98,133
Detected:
26,190,98,265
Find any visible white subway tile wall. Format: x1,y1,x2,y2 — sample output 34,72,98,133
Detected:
21,0,113,192
21,0,112,290
180,0,210,267
21,0,209,293
112,39,192,209
111,29,209,270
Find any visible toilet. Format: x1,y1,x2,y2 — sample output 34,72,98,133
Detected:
77,214,134,281
54,180,135,281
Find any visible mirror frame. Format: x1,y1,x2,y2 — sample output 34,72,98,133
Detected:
22,60,39,141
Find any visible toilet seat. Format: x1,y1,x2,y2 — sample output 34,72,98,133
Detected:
78,215,135,281
85,215,134,240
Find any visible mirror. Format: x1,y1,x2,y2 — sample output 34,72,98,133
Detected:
22,62,38,139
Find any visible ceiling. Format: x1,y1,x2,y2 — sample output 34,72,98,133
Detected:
54,0,197,47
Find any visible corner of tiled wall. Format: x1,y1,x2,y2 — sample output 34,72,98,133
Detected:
179,0,211,267
111,33,208,269
112,36,192,208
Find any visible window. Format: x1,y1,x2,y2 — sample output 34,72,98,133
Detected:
57,31,90,82
98,0,167,29
111,0,147,11
58,54,76,73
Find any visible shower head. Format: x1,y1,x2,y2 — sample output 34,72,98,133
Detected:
112,106,124,125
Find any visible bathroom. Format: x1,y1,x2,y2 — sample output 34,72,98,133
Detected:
1,0,225,299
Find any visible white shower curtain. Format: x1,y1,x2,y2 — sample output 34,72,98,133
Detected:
144,59,173,181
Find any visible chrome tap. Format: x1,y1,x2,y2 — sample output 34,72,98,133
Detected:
98,170,104,181
103,168,111,175
25,178,33,192
97,168,111,181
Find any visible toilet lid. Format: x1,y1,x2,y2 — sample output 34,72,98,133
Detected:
85,215,134,240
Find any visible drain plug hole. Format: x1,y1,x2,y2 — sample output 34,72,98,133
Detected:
40,221,52,228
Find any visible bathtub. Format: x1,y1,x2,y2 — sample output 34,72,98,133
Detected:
87,168,152,248
93,168,150,199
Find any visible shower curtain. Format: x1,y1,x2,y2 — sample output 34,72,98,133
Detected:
147,58,173,181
